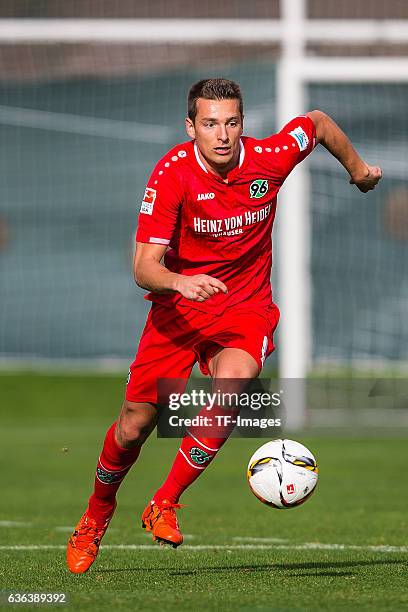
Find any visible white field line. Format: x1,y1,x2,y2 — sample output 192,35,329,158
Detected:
53,526,120,533
0,543,407,553
53,526,78,533
233,537,289,543
53,527,192,536
0,521,32,527
0,105,174,144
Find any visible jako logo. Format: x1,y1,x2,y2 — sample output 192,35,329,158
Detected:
197,192,215,201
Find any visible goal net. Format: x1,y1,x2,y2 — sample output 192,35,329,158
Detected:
308,81,408,369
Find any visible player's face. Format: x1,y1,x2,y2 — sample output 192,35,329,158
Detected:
185,98,243,178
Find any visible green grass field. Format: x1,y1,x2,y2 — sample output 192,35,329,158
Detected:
1,373,407,611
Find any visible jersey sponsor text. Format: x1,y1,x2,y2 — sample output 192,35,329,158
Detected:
193,204,272,237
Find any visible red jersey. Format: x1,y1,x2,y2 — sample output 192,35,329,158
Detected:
136,115,316,314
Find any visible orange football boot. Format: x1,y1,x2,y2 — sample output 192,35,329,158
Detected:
66,505,115,574
141,499,183,548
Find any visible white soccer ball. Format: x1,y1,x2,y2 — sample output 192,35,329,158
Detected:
247,439,318,509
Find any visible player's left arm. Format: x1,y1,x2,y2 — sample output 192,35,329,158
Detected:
307,110,382,193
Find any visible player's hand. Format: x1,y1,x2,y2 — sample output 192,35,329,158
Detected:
349,164,382,193
174,274,228,302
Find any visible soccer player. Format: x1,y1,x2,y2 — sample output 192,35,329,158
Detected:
66,78,382,573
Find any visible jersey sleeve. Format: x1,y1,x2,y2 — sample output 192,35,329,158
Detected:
263,115,316,184
136,159,183,246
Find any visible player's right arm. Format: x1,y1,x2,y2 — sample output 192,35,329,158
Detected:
135,148,227,302
134,242,227,302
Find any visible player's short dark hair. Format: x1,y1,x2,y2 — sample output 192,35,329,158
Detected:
187,78,243,123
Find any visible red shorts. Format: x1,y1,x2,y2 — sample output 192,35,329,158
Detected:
125,301,280,404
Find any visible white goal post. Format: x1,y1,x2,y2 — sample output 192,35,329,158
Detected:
1,0,408,428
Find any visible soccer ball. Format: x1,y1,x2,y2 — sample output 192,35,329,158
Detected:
247,439,318,509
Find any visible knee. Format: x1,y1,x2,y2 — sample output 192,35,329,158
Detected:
212,365,259,398
214,365,257,379
116,400,157,448
209,348,260,380
213,359,260,379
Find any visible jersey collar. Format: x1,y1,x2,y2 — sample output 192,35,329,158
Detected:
193,139,245,177
238,139,245,167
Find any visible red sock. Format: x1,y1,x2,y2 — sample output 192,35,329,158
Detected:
153,405,237,504
88,422,140,523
